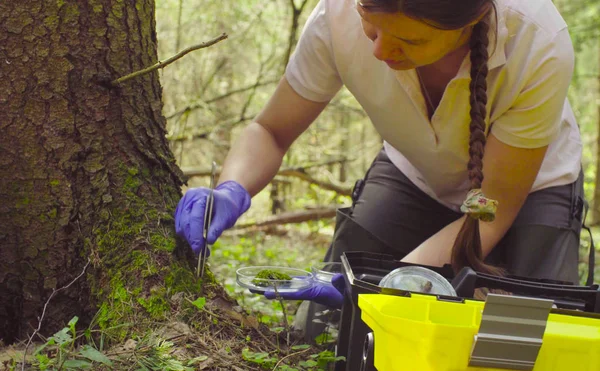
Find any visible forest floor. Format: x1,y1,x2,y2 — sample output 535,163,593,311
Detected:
0,223,337,371
2,217,598,370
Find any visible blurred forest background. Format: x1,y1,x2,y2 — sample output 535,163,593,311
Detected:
154,0,600,318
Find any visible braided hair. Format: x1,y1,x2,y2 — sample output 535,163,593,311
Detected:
450,15,505,275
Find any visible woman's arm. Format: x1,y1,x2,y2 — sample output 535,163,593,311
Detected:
401,134,548,267
218,77,330,196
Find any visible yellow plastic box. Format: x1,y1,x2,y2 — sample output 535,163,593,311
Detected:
358,293,600,371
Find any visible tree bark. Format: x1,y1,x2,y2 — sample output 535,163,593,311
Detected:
0,0,204,344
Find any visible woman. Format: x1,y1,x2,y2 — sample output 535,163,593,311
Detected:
175,0,584,305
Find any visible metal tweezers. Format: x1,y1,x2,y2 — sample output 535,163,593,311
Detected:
197,161,217,280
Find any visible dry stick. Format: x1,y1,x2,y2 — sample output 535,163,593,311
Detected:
185,298,279,350
272,347,311,371
22,259,91,371
273,286,290,348
110,33,228,86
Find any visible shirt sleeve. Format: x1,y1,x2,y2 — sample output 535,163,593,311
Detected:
490,27,575,148
284,0,343,103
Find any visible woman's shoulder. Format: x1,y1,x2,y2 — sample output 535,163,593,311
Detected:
497,0,573,74
501,0,568,38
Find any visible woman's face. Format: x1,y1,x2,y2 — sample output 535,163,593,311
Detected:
357,4,474,70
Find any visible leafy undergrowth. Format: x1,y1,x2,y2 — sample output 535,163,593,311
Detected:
0,223,339,371
211,224,333,323
0,313,340,371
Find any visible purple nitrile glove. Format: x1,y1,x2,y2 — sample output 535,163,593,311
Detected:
175,180,251,256
260,273,346,309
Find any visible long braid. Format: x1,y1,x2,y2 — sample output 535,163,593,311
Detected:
450,14,505,276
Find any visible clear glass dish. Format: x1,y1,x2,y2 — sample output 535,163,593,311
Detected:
236,266,313,293
379,266,456,296
311,262,343,284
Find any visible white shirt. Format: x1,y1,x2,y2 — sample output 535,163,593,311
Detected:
285,0,582,211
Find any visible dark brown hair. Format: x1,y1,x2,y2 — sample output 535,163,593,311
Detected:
360,0,503,275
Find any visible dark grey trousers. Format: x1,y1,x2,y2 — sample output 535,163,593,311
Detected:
295,148,586,340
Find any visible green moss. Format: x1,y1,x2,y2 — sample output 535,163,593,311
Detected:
252,270,292,287
89,165,202,343
149,232,176,252
137,295,169,320
131,250,159,277
16,197,30,208
39,207,58,222
96,276,137,341
111,3,124,19
124,172,142,192
57,0,65,8
50,180,60,187
63,3,80,21
164,264,202,294
99,209,110,220
131,250,148,268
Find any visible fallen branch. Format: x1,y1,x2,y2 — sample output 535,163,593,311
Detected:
182,158,353,196
22,259,91,371
233,207,338,229
272,347,312,370
182,157,350,178
278,169,352,196
111,33,228,86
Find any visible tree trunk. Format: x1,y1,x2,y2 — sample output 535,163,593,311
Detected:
0,0,205,344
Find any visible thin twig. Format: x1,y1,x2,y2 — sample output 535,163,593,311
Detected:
22,259,91,371
110,33,228,86
252,324,280,351
273,286,290,347
272,347,311,370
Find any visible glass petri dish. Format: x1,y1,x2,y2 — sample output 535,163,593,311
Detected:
236,266,313,294
311,262,343,284
379,266,456,296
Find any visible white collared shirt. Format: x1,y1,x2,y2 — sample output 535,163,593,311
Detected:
285,0,582,210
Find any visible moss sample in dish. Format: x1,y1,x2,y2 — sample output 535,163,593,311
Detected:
251,269,293,287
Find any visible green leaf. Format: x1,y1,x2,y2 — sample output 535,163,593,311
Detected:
299,360,318,367
62,359,92,369
79,345,113,366
187,355,209,365
291,344,310,350
68,316,79,328
277,366,299,371
191,297,206,310
50,327,73,346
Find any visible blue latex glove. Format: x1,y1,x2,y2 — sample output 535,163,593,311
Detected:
259,273,346,309
175,180,251,256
